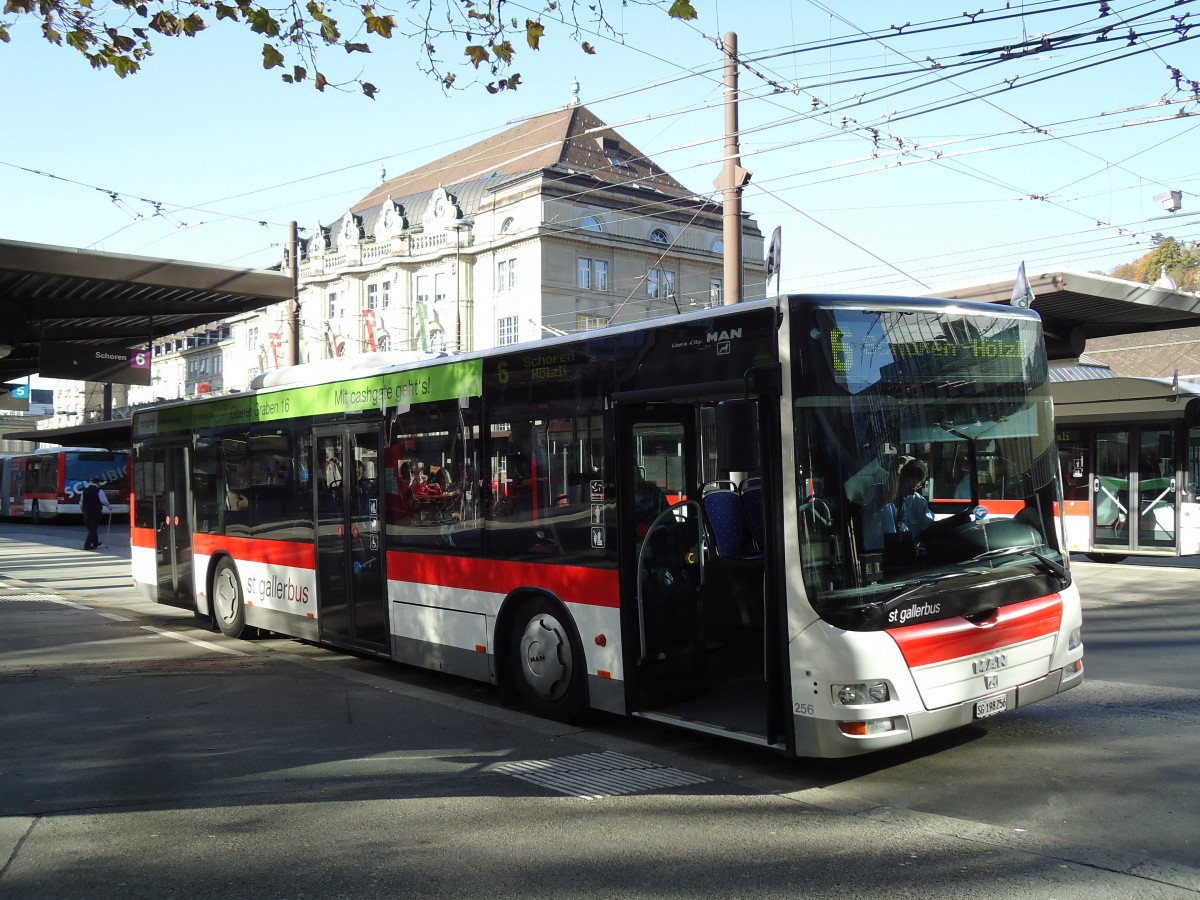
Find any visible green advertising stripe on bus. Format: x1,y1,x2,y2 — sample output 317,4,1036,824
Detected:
142,360,482,433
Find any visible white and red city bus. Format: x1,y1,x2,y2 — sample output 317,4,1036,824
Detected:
1052,374,1200,562
130,295,1083,758
0,447,130,521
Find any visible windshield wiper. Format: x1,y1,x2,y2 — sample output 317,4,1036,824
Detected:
968,545,1070,583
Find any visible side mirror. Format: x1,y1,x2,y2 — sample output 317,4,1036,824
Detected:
716,398,760,472
1186,397,1200,428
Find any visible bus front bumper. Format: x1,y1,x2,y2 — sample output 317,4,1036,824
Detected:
794,661,1084,758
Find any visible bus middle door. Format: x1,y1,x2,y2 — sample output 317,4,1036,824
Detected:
314,426,388,654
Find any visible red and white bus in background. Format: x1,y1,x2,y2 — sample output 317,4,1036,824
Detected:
0,447,130,521
130,295,1083,758
1052,374,1200,562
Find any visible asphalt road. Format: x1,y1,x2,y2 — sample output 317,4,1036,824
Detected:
1,520,1197,898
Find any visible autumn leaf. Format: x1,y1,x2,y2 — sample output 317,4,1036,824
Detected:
148,10,180,34
667,0,697,20
364,11,393,37
246,6,280,36
525,19,543,50
261,42,283,68
465,43,489,68
111,54,139,76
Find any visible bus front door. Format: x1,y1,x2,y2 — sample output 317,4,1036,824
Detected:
619,401,774,742
139,444,193,607
314,427,388,654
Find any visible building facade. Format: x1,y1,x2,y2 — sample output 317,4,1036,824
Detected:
276,101,764,366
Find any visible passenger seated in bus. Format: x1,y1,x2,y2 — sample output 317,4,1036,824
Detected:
388,462,414,523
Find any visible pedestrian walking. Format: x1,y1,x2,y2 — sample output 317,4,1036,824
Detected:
80,476,112,551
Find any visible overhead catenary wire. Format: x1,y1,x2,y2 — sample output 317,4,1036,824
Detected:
5,0,1197,290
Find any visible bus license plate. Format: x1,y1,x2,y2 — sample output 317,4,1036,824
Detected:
975,696,1008,719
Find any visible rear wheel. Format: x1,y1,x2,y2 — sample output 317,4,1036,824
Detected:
212,558,246,638
509,597,586,722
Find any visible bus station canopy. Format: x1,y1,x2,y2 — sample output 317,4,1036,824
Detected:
0,238,294,385
0,238,294,450
930,269,1200,358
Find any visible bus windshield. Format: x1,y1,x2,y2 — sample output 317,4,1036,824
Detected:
792,302,1066,630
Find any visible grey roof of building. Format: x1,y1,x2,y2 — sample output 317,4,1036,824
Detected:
310,105,706,252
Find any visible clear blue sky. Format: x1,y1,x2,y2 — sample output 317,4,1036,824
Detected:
3,0,1197,296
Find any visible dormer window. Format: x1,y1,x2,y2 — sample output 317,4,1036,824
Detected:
426,187,459,226
376,198,406,240
309,223,326,253
649,228,669,244
340,211,363,244
580,216,603,233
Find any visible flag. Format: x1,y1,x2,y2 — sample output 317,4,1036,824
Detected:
1010,261,1034,308
765,226,782,281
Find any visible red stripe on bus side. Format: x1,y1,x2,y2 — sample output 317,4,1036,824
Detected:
192,532,318,569
387,552,620,608
888,594,1063,668
133,526,618,608
130,526,156,549
928,498,1027,516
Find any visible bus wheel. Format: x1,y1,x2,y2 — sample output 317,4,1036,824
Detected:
31,501,41,524
212,558,246,638
509,598,586,722
1085,552,1128,564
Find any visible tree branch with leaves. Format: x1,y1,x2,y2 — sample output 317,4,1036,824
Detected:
0,0,697,98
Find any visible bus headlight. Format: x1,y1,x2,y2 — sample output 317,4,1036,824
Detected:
1068,627,1082,651
833,682,890,705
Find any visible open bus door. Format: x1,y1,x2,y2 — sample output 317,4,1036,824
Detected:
134,442,193,606
617,399,776,744
314,425,388,654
